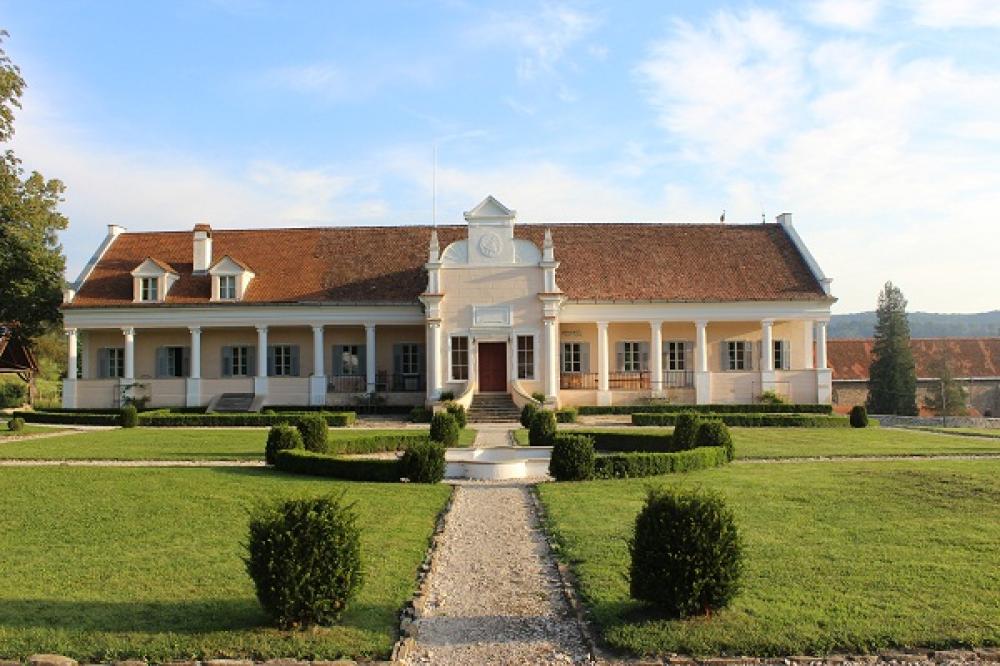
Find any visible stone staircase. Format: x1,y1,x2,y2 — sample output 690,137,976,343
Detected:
468,393,522,423
210,393,257,413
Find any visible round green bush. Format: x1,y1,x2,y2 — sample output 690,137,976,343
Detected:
409,406,432,423
695,420,735,461
850,405,869,428
7,417,25,433
531,391,546,404
555,407,578,423
630,488,743,617
429,411,460,446
671,412,701,450
549,434,595,481
296,413,329,453
120,405,139,429
400,440,446,483
245,495,363,628
445,402,467,429
520,401,539,428
0,382,27,408
438,391,455,401
529,409,557,446
265,424,303,465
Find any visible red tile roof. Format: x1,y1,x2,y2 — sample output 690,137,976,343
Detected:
67,223,830,307
829,338,1000,380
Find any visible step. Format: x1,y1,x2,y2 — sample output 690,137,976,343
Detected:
212,393,257,413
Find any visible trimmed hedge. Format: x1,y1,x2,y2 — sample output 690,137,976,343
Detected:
13,410,121,426
327,433,430,455
529,410,557,446
594,446,729,479
520,402,539,428
13,409,358,428
120,405,139,429
579,403,832,415
850,405,869,428
671,413,702,450
445,402,467,429
273,449,401,482
695,420,735,461
265,425,303,465
7,417,25,433
570,429,678,453
549,434,595,481
555,407,578,423
631,412,850,427
400,441,446,483
430,412,460,446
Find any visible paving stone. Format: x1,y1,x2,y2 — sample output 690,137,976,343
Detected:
28,655,78,666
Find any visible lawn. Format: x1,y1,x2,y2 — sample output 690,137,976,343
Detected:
514,426,1000,458
0,467,451,661
910,426,1000,440
538,459,1000,657
0,420,65,437
0,426,477,460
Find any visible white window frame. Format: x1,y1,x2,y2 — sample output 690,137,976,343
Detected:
450,336,469,381
665,341,687,371
562,342,582,373
773,339,790,371
272,344,293,377
339,344,362,376
726,340,753,371
516,334,535,380
400,343,420,376
140,276,159,302
218,275,237,300
106,348,125,378
622,341,642,372
231,346,250,376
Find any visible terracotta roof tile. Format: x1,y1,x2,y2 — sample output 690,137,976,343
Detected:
68,223,829,307
829,338,1000,380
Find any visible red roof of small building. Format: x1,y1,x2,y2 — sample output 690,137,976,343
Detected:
67,223,830,307
829,338,1000,380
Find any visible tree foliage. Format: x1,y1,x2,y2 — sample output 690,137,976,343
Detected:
0,31,68,340
867,282,917,415
923,354,969,416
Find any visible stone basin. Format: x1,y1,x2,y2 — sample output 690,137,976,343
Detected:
445,446,552,480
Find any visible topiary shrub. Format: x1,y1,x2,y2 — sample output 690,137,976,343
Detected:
630,488,743,617
120,405,139,429
409,406,432,423
555,407,578,423
671,412,701,450
400,440,446,483
445,402,467,429
529,409,557,446
758,389,787,405
245,495,363,628
296,413,329,453
7,417,25,433
265,424,303,465
438,391,455,401
531,391,546,404
695,420,735,462
429,411,460,446
549,434,595,481
850,405,869,428
520,401,539,428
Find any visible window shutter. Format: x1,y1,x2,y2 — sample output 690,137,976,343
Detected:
332,346,342,376
615,342,625,372
221,347,233,377
358,345,367,378
291,345,300,376
639,342,650,372
182,347,191,377
746,342,754,371
98,348,109,378
684,342,693,371
266,346,276,377
248,346,257,376
580,342,591,373
756,341,763,370
721,341,729,371
155,347,167,378
393,344,403,376
781,340,790,370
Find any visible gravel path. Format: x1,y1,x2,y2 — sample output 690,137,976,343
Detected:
406,481,591,665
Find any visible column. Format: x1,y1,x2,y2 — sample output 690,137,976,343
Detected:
62,328,78,409
309,325,326,406
123,328,135,381
365,323,377,394
544,319,559,402
815,321,832,404
186,326,201,407
426,321,442,402
760,319,775,398
802,319,815,370
255,325,268,396
694,320,710,404
596,321,610,406
650,320,663,395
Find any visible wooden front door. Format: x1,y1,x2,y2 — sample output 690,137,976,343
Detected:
478,342,508,392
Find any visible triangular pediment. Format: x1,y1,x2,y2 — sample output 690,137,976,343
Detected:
130,257,177,276
209,255,254,275
463,195,515,222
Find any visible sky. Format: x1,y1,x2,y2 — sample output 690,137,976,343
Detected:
3,0,999,314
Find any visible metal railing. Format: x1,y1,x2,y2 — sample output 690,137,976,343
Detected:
560,370,693,390
327,375,366,393
328,371,426,393
662,370,694,388
609,371,650,390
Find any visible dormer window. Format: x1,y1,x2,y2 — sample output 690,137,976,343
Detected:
140,277,159,302
219,275,237,300
130,257,178,303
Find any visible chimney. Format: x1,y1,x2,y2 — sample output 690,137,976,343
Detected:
543,228,555,262
776,212,793,227
107,224,125,238
193,223,213,273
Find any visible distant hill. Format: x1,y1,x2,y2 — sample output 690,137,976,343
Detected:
829,311,1000,339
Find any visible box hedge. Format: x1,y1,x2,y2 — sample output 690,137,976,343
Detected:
593,446,729,479
12,409,358,428
569,429,678,453
549,433,595,481
529,410,557,446
273,449,401,482
579,403,832,415
555,407,578,423
327,433,430,455
13,410,121,426
631,412,850,427
399,440,446,483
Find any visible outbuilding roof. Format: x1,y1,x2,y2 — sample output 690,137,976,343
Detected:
66,222,830,307
829,337,1000,381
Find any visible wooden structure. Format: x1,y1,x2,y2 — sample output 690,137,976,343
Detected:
0,324,38,382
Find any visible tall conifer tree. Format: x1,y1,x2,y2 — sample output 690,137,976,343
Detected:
867,282,918,415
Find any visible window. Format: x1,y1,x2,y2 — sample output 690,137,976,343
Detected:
101,348,124,378
451,336,469,380
621,341,643,372
224,346,251,376
773,340,789,370
219,275,236,300
562,342,582,373
157,346,188,378
517,335,534,379
400,343,420,375
665,341,688,371
271,345,294,376
140,276,158,302
338,345,362,376
726,341,753,371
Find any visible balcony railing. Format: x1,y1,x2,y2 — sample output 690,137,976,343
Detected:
560,370,693,390
327,375,366,393
663,370,694,388
328,371,426,393
560,372,598,390
609,371,650,390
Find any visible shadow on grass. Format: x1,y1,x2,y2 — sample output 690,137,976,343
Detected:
0,599,396,634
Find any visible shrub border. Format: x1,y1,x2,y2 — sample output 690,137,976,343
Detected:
272,448,401,482
593,446,729,479
579,403,832,415
631,413,850,428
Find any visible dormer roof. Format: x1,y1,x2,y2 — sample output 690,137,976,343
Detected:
464,195,516,221
209,255,254,273
130,257,178,275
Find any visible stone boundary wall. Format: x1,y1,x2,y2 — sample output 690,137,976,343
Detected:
875,414,1000,429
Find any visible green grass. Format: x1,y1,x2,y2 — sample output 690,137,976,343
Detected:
538,459,1000,657
0,427,477,460
910,426,1000,439
0,420,64,437
513,426,1000,457
0,467,451,661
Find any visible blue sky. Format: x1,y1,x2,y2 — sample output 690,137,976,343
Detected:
3,0,999,313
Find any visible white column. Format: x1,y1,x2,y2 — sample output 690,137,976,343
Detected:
694,320,710,404
186,326,202,407
123,328,135,381
815,320,832,404
255,325,268,396
62,328,78,409
802,320,815,370
761,320,774,372
650,320,663,395
365,323,377,394
816,321,828,369
544,319,559,402
309,325,326,406
596,321,610,405
427,321,442,402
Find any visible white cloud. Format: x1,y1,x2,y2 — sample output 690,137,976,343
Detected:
807,0,884,30
907,0,1000,28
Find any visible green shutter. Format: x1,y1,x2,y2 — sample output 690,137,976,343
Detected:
580,342,591,373
98,348,109,378
247,346,257,376
155,347,168,378
721,341,729,371
182,347,191,377
615,342,625,371
222,347,233,377
290,346,300,376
